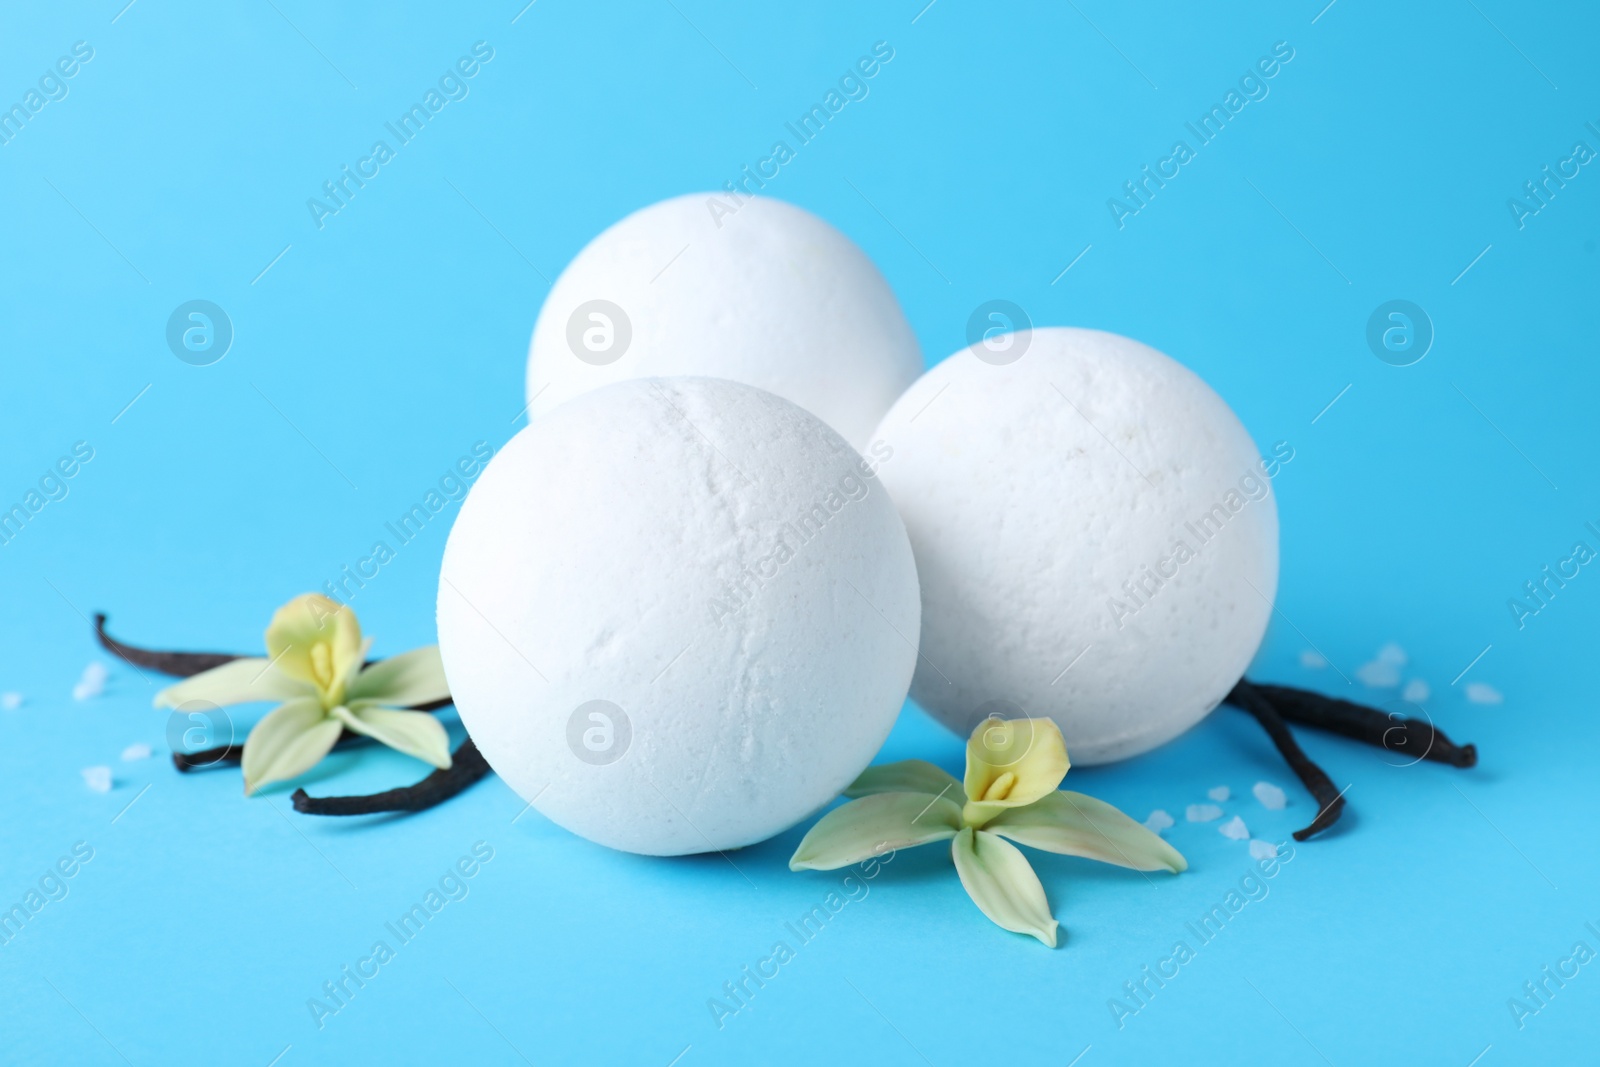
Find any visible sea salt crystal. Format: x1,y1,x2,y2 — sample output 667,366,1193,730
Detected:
1253,781,1287,810
81,766,112,793
73,662,109,701
1298,650,1327,669
121,743,152,762
1376,642,1408,666
1356,659,1401,688
1144,809,1175,832
1249,840,1279,861
1466,682,1503,705
1402,679,1430,703
1219,815,1249,840
1186,803,1223,823
1208,785,1230,802
1,692,21,710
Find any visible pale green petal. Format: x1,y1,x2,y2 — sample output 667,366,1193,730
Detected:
332,705,451,769
241,697,341,795
346,645,450,708
985,791,1188,873
789,792,963,871
153,658,313,710
843,759,962,800
265,594,363,702
963,717,1070,826
951,827,1058,947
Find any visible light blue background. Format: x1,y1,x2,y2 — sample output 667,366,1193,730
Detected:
1,1,1596,1064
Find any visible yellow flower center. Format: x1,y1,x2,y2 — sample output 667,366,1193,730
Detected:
982,771,1017,802
311,643,334,689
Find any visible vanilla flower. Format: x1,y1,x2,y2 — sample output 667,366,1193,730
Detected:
790,717,1186,946
154,594,452,795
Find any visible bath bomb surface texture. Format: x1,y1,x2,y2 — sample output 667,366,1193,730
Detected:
438,376,920,855
873,327,1280,765
525,194,921,450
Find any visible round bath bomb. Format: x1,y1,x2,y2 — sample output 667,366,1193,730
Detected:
525,194,921,450
872,327,1280,764
438,376,920,855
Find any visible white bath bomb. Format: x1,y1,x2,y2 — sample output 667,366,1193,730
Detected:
525,194,921,450
873,327,1281,764
438,376,920,855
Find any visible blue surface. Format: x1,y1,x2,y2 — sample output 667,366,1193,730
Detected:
1,2,1596,1064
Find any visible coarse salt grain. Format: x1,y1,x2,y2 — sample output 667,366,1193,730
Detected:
1253,781,1287,810
73,662,108,701
1356,659,1400,688
1377,642,1408,666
